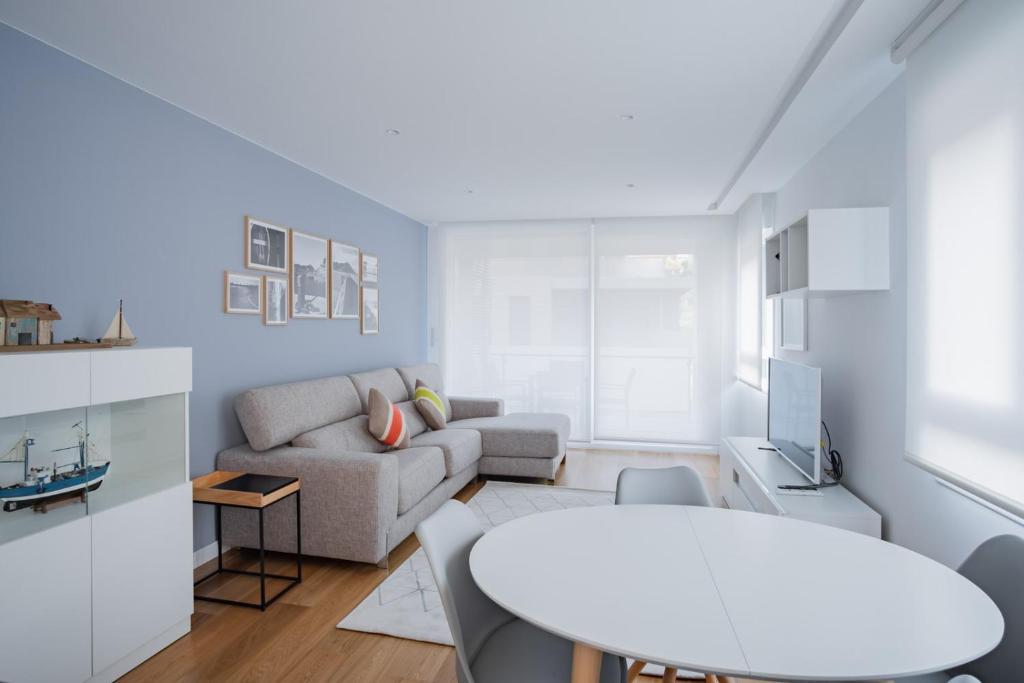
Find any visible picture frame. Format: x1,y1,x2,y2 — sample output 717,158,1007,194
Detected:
224,271,263,315
263,275,288,326
244,216,289,273
361,286,380,335
329,240,361,319
361,252,380,285
290,230,329,319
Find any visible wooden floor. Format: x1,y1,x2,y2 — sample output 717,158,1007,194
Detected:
125,448,740,683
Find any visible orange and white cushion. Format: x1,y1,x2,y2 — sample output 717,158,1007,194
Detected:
367,387,410,449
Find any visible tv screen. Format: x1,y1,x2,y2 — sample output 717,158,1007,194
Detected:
768,358,822,484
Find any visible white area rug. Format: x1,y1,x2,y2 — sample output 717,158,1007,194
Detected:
337,480,697,679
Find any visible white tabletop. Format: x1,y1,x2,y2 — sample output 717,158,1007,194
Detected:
469,505,1004,681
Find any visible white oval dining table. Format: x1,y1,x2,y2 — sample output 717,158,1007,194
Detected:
469,505,1003,683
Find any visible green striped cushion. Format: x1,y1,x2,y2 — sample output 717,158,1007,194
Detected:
414,379,448,430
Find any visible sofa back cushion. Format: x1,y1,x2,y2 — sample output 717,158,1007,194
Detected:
397,400,428,438
350,368,409,412
293,414,386,453
397,363,444,394
235,375,363,451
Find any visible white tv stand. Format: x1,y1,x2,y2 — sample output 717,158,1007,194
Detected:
720,436,881,537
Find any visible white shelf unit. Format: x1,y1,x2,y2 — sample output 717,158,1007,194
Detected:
765,207,890,298
0,347,193,683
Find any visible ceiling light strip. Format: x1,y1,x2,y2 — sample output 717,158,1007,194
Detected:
890,0,965,64
707,0,864,211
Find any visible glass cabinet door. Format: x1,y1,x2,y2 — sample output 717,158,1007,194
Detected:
0,406,92,545
0,393,186,543
85,393,187,514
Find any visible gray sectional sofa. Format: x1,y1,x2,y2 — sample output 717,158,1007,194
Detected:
216,363,569,565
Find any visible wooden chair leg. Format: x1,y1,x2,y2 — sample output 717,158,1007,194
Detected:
626,660,646,683
661,667,677,682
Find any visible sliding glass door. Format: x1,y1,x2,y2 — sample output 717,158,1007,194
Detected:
434,216,729,445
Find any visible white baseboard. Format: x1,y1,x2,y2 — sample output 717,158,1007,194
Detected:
568,440,719,455
193,541,232,569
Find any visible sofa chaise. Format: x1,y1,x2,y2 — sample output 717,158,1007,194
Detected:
216,363,569,565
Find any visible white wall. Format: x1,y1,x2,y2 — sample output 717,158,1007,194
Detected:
724,56,1022,566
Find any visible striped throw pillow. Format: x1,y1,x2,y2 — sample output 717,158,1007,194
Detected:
414,379,449,430
367,388,410,449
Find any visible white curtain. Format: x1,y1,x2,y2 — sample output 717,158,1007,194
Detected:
431,216,731,445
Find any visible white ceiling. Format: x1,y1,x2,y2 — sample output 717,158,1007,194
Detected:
0,1,926,223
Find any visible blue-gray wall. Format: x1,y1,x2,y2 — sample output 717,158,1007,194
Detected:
0,24,428,550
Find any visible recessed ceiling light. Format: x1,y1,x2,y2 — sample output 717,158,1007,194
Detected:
620,114,635,121
385,128,401,136
626,183,636,188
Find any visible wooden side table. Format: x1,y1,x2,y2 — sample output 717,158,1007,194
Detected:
192,471,301,611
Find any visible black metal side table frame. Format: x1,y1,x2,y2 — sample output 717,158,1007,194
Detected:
193,489,302,611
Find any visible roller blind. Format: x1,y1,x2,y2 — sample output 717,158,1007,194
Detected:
593,217,728,443
904,0,1024,515
433,216,730,445
436,221,591,441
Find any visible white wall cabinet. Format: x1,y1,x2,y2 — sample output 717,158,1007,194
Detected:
765,207,889,298
0,347,192,683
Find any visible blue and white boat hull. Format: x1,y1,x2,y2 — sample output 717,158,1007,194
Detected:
1,462,110,512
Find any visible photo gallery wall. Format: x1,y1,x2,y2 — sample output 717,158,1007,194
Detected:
224,216,379,334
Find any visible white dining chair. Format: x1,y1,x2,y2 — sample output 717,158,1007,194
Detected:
416,500,627,683
615,465,717,683
901,534,1024,683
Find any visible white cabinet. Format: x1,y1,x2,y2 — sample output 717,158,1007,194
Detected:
0,347,192,683
720,436,882,537
91,482,193,679
765,207,890,298
0,516,93,683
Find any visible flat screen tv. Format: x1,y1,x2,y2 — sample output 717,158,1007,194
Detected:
768,357,822,484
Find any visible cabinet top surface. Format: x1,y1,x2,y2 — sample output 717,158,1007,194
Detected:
0,345,191,358
724,436,881,520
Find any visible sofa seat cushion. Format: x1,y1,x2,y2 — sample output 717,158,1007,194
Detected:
293,415,384,453
409,429,482,476
448,413,569,459
394,447,446,514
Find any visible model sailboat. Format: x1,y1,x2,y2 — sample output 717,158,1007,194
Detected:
101,299,137,346
0,422,111,512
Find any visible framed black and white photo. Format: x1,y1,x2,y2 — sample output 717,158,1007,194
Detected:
290,230,329,319
361,286,379,335
263,275,288,326
361,252,379,285
224,271,262,315
245,216,289,273
330,240,360,319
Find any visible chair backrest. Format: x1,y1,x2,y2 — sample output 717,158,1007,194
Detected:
951,534,1024,680
615,465,714,507
415,501,515,683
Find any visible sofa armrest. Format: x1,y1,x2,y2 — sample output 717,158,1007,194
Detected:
216,444,398,563
449,396,505,420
